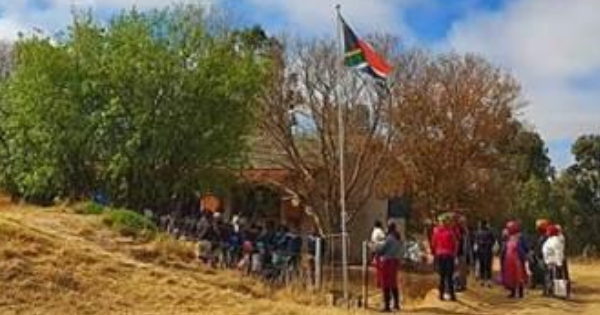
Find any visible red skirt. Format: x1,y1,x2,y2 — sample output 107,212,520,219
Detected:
503,242,527,289
380,258,400,289
372,256,383,288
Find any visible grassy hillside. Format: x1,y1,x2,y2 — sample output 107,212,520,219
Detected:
0,200,348,315
1,198,599,315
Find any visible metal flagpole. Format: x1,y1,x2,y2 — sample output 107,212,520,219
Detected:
334,4,349,304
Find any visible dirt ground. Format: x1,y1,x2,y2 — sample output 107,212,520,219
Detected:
0,199,598,315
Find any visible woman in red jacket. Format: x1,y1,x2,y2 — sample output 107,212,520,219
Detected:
432,215,458,301
501,221,529,298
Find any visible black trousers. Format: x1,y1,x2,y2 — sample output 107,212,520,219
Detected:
437,256,456,299
478,251,493,281
383,287,400,310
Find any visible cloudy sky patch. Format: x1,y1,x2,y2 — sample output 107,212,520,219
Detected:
1,0,598,168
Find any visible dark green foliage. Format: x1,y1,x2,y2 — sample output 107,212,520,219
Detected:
0,5,269,208
102,208,158,239
551,135,600,255
496,126,554,233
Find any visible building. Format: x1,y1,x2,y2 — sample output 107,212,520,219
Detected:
211,135,410,263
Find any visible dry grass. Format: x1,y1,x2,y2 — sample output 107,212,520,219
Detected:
0,201,352,315
1,199,600,315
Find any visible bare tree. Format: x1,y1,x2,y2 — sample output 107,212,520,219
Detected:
257,37,394,234
381,50,523,220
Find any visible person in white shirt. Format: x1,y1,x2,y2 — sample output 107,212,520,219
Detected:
370,221,386,251
542,224,565,296
370,220,386,289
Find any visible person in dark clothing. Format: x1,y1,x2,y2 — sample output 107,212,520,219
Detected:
377,222,403,312
432,215,458,301
531,219,549,290
226,227,243,268
204,216,222,267
216,218,233,268
455,216,472,291
284,230,303,280
475,220,496,287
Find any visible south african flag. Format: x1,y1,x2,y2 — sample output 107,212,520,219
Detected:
340,15,392,80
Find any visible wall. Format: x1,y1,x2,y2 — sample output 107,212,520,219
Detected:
347,198,388,263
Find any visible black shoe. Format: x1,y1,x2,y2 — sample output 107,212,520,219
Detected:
518,287,524,298
450,295,457,302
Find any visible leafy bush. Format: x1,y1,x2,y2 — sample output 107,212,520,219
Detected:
0,6,265,209
102,209,157,240
74,202,105,215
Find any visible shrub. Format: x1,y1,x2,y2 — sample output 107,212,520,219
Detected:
130,236,197,266
102,208,157,240
74,202,105,215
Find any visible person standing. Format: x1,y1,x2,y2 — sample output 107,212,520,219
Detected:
475,220,496,287
555,225,569,283
455,215,472,291
370,221,386,289
501,221,528,298
432,215,458,301
377,222,403,312
531,219,549,290
542,224,566,296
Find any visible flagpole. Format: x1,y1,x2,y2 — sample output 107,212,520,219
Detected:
335,3,349,305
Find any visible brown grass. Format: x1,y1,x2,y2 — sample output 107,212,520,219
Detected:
1,199,599,315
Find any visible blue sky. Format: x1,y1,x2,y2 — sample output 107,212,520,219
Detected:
1,0,599,170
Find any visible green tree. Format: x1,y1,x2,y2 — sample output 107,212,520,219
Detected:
504,127,554,231
0,5,268,208
552,135,600,254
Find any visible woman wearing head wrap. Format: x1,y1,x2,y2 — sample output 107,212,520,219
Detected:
542,224,567,297
530,219,550,289
501,221,529,298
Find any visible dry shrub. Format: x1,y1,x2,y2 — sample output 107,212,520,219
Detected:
78,225,97,239
0,258,33,281
130,236,197,266
155,237,197,263
0,221,55,261
51,269,80,291
1,247,20,260
273,284,327,306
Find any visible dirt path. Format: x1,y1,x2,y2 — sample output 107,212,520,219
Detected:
397,259,600,315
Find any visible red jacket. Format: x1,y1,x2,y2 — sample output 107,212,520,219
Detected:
432,226,458,257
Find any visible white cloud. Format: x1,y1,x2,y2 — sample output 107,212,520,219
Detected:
245,0,419,38
448,0,600,142
0,0,212,40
